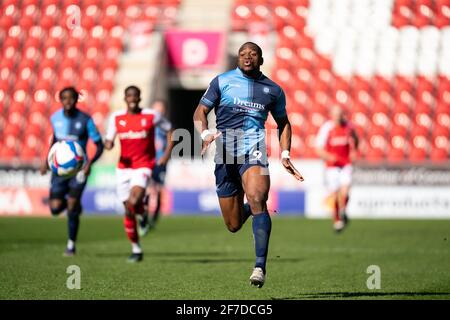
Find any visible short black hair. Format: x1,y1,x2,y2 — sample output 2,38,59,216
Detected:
59,87,79,101
125,85,141,96
238,42,263,57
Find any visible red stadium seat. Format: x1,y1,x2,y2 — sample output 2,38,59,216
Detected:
19,16,35,30
20,146,40,162
430,133,449,161
409,135,429,162
387,135,409,163
0,145,17,160
410,122,430,137
3,123,21,137
0,15,15,31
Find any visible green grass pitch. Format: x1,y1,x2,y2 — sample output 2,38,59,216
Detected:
0,216,449,300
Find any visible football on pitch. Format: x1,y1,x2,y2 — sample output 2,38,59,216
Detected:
48,140,86,177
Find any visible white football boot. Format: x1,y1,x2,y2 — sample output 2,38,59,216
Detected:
333,220,345,232
249,267,265,288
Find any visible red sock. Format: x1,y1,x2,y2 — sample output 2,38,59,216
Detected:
124,215,138,243
334,199,340,222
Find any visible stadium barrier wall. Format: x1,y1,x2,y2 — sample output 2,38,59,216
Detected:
0,160,449,218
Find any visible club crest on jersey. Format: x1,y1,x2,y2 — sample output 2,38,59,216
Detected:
263,87,270,94
119,120,126,127
75,122,82,129
141,119,147,127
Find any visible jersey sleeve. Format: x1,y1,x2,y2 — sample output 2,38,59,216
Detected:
87,117,102,142
153,111,172,132
315,122,331,149
199,76,221,109
105,113,117,141
270,89,287,119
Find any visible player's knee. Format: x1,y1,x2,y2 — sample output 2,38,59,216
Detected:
128,195,140,207
49,199,67,216
246,193,268,212
226,222,242,233
67,200,81,213
50,205,64,216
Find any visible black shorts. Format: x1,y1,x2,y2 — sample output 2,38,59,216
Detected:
50,173,87,200
214,160,269,198
151,164,167,185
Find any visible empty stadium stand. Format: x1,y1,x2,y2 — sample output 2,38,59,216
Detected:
232,0,449,163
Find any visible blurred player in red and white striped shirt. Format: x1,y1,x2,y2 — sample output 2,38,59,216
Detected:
315,105,359,232
105,86,171,262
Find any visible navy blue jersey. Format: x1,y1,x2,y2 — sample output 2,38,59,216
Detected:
200,67,286,158
50,108,102,151
155,117,171,161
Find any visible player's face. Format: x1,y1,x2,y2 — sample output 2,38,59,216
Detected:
152,101,165,115
331,106,346,125
125,89,141,112
238,46,262,74
61,91,77,112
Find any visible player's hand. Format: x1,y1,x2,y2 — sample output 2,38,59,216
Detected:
281,158,304,181
39,161,48,175
83,162,92,176
201,131,222,156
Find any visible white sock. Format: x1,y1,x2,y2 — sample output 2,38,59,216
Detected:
132,242,142,254
67,240,75,250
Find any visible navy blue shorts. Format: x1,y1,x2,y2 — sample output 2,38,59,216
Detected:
50,173,87,200
214,161,268,198
151,164,167,185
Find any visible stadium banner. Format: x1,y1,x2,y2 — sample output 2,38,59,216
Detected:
0,188,49,216
170,189,305,215
0,163,449,218
347,186,450,218
165,30,225,69
305,163,450,219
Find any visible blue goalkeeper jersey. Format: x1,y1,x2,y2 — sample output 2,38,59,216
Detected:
200,67,286,158
50,108,102,151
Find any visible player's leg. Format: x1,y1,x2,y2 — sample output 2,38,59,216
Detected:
49,174,69,216
148,164,166,229
218,190,246,232
337,165,353,226
123,168,151,262
325,167,344,232
241,164,271,287
116,169,140,261
64,174,88,256
150,183,162,227
215,164,253,233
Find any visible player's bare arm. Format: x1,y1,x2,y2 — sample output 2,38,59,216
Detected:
40,135,56,175
349,129,359,161
83,139,104,176
157,128,174,166
275,115,304,181
193,103,221,156
104,139,114,150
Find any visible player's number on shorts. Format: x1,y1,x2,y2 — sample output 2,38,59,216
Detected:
252,150,262,161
